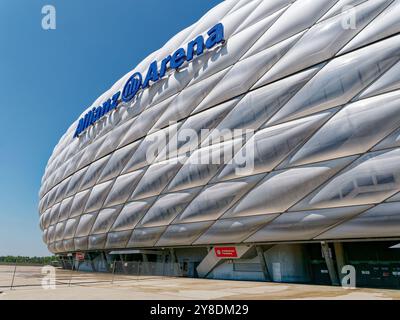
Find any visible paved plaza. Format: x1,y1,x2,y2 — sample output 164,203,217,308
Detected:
1,265,400,300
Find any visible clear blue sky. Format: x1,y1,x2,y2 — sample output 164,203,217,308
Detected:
0,0,222,256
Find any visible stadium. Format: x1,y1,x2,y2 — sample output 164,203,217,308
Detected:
39,0,400,288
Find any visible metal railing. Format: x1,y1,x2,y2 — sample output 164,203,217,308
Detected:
111,261,182,283
0,259,183,291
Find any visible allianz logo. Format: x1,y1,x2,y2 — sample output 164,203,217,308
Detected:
74,23,225,139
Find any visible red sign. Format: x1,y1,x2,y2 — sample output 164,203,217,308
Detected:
214,247,238,258
75,252,85,261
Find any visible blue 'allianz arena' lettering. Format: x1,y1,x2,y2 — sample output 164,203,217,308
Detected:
74,92,120,138
74,23,224,138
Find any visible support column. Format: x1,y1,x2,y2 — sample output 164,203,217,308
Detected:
169,248,178,275
162,251,167,276
169,248,177,263
321,242,339,286
120,254,128,274
60,257,66,269
102,252,111,272
256,246,271,281
69,255,74,271
142,253,150,275
334,242,346,283
88,253,96,272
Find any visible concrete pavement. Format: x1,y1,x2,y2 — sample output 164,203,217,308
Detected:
1,265,400,300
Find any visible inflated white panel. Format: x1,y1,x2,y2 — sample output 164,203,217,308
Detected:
39,0,400,253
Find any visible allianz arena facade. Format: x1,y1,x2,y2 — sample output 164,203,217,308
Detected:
39,0,400,287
